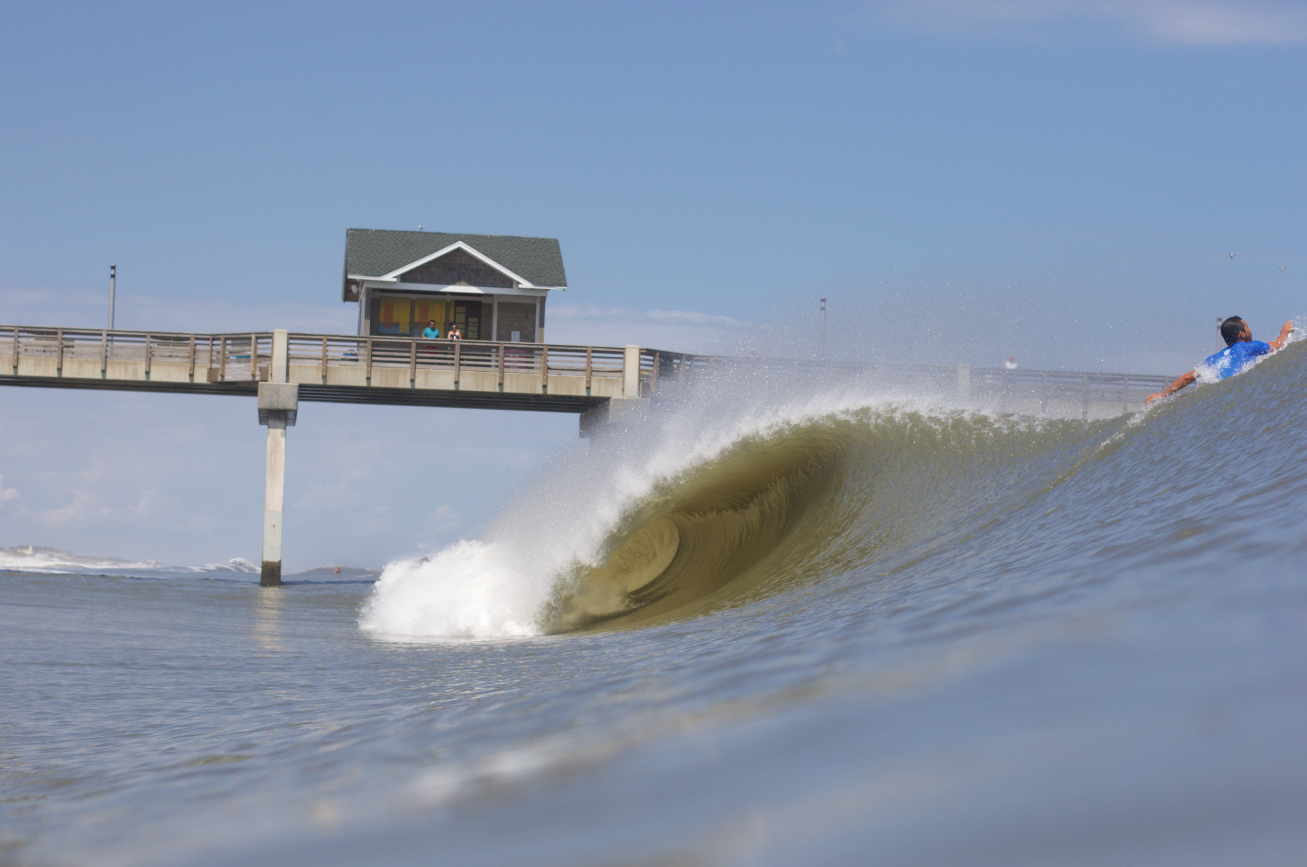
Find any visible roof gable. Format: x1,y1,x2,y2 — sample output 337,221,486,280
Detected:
345,229,567,288
382,242,526,288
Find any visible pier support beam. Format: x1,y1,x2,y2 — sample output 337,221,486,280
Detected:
257,330,297,587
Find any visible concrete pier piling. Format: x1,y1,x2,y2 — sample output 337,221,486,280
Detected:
260,416,286,586
257,330,297,587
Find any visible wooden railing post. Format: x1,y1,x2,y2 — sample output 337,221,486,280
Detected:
364,337,373,382
219,336,228,381
585,346,593,392
409,337,417,384
188,334,196,378
497,343,505,389
144,333,152,378
55,328,64,375
540,345,549,392
453,340,461,388
100,329,108,376
320,336,328,382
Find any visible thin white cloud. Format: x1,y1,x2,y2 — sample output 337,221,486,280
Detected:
548,304,752,354
0,284,356,334
644,309,745,326
880,0,1307,45
427,504,464,535
38,490,96,526
0,474,18,502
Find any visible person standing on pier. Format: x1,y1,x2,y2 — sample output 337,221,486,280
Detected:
1146,317,1295,405
422,320,441,339
448,323,463,340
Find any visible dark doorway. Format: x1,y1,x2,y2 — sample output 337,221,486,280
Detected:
453,300,482,341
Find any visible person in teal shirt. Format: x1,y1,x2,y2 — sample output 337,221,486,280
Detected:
421,320,441,339
1147,316,1294,404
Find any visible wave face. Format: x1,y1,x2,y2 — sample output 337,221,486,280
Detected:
360,339,1307,640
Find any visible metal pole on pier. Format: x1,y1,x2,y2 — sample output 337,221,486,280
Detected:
819,297,826,360
108,265,116,330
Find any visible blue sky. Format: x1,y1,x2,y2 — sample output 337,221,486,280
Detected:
2,0,1305,567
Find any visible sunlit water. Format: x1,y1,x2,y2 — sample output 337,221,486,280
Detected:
3,343,1307,866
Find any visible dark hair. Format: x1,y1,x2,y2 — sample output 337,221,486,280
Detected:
1220,316,1245,346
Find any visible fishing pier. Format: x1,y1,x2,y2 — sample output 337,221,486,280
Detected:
1,323,1169,586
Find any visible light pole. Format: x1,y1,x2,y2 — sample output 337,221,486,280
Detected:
819,297,826,360
108,265,116,330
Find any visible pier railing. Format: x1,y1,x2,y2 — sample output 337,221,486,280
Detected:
283,332,637,388
1,327,272,381
2,325,1171,416
0,327,654,387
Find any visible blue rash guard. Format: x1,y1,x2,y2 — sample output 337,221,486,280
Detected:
422,326,441,339
1201,340,1271,380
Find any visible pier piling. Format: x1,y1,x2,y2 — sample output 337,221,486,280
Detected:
257,330,297,586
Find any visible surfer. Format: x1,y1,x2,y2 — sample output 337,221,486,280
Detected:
1146,317,1295,405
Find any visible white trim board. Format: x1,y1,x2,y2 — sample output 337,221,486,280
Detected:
377,241,536,288
362,280,549,299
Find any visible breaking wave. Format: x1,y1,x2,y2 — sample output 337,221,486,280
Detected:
360,340,1307,640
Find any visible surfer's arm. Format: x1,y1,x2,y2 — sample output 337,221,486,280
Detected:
1268,321,1295,352
1146,370,1196,405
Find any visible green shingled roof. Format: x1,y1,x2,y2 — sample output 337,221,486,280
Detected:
345,229,567,287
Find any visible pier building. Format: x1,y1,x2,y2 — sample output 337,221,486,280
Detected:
342,229,566,344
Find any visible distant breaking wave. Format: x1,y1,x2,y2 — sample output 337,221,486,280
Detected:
0,546,161,573
360,340,1306,640
0,550,261,576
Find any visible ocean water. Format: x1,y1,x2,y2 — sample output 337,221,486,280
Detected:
3,343,1307,867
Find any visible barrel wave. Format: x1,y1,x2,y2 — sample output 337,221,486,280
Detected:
360,337,1307,640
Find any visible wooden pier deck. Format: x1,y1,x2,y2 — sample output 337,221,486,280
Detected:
0,326,705,413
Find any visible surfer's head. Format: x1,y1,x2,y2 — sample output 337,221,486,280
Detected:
1220,317,1251,346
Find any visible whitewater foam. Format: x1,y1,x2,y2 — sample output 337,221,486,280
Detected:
360,541,552,639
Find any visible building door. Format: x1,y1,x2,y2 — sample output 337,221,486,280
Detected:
454,300,482,341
